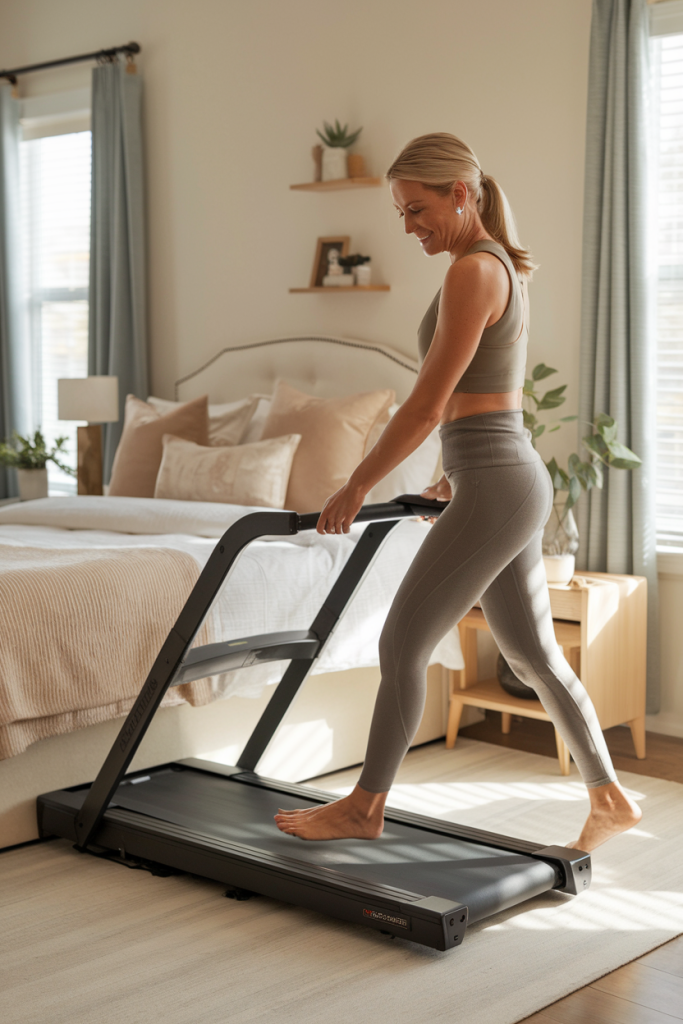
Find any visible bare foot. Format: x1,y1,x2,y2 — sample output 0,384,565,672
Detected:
568,781,642,852
274,785,387,841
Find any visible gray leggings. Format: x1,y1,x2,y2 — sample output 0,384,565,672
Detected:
358,409,617,794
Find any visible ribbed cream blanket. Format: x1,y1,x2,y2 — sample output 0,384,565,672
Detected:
0,545,215,760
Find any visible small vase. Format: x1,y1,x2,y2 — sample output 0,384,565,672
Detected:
354,264,372,286
542,501,579,586
17,467,48,501
322,146,348,181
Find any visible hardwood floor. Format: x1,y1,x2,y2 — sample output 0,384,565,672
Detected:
458,713,683,1022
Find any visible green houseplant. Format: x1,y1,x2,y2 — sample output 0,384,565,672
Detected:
523,364,641,577
316,120,363,181
0,429,75,500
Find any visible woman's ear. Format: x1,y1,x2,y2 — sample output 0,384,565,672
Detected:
451,181,468,210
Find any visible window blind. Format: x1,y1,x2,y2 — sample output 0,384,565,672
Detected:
651,32,683,548
19,130,91,493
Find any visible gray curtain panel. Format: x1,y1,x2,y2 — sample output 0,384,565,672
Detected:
577,0,660,713
0,84,31,499
88,61,148,478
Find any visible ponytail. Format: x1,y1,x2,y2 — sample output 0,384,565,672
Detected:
478,174,537,278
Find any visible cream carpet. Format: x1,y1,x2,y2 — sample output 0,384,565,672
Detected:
1,738,682,1024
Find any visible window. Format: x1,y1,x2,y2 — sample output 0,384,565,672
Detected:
19,91,91,494
650,6,683,548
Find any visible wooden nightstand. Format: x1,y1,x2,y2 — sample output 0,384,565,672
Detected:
446,572,648,775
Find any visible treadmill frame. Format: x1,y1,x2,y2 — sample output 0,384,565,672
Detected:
37,496,591,952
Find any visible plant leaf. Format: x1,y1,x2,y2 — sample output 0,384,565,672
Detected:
596,413,617,444
565,475,582,510
533,424,545,439
560,415,578,422
532,363,557,381
583,432,609,459
536,384,567,411
606,441,642,470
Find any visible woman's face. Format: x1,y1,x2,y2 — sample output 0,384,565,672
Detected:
390,178,466,257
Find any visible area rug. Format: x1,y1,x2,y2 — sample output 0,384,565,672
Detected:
1,739,681,1024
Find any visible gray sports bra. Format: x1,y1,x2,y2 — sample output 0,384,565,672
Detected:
416,239,528,394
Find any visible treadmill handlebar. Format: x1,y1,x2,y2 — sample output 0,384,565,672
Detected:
296,494,449,533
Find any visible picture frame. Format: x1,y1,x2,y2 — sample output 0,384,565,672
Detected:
310,235,350,288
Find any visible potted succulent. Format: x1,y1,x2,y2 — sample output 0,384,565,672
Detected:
523,364,641,584
0,429,75,500
315,120,363,181
339,253,372,285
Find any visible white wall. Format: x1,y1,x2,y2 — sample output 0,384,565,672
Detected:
0,0,592,475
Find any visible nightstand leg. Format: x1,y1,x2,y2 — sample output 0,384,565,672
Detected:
446,696,464,749
555,730,571,776
628,715,646,759
501,712,512,734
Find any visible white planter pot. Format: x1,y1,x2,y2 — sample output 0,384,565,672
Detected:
542,553,576,586
354,264,372,286
321,146,348,181
17,467,48,501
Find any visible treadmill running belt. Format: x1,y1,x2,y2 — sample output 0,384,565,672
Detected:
112,768,557,923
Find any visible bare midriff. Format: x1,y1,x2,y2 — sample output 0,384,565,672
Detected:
441,386,523,424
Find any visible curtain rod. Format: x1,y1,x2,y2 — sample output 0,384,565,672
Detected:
0,42,141,84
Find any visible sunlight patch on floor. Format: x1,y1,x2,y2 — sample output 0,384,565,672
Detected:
488,890,683,934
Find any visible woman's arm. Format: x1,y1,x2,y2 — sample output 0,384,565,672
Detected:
317,255,501,533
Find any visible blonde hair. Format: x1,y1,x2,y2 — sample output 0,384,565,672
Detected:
386,132,537,278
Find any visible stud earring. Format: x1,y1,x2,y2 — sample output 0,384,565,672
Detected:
456,206,463,215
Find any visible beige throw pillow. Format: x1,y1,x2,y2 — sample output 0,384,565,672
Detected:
260,380,395,513
154,433,302,508
108,395,209,498
147,395,259,447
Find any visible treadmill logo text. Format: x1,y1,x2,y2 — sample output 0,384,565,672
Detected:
119,678,159,752
363,909,409,929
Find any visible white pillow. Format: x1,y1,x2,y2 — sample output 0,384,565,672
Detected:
147,395,258,447
365,405,441,504
240,394,272,444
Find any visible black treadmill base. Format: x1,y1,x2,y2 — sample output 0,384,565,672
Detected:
37,762,589,952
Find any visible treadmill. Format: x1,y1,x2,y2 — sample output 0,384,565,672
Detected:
37,496,591,952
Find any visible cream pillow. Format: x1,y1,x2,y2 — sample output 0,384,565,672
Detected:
147,394,259,446
259,380,395,513
109,395,209,498
154,433,302,508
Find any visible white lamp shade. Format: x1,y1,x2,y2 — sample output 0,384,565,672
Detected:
58,377,119,423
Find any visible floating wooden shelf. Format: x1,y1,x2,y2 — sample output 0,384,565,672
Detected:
289,177,383,192
289,285,390,293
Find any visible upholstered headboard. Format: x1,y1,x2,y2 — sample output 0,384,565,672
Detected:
175,335,419,404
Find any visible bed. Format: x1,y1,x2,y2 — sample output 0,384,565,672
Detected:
0,335,468,848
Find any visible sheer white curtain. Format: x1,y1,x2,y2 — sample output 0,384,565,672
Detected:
0,84,30,499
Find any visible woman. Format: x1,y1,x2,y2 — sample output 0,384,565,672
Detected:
275,133,641,853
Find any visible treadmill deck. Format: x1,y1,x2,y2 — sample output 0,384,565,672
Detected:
43,764,559,926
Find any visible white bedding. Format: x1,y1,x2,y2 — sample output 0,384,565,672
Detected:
0,497,463,701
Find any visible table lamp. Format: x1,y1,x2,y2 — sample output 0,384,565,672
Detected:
57,376,119,495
